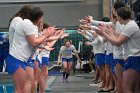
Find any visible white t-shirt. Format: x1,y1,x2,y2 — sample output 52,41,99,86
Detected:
80,30,95,41
37,49,50,64
121,20,140,59
40,49,50,58
59,45,77,58
9,17,23,45
106,41,113,55
37,31,50,59
89,20,113,55
113,21,124,59
90,36,105,54
9,19,38,62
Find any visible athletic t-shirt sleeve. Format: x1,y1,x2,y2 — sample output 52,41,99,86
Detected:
10,17,23,28
59,46,64,54
71,45,77,53
121,21,138,38
85,35,94,41
91,38,99,45
86,31,94,39
90,20,113,26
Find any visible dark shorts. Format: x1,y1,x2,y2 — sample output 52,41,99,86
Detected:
5,54,26,75
36,56,49,68
62,58,73,62
42,57,49,66
25,57,34,68
95,53,105,66
114,59,125,68
124,56,140,73
105,53,115,74
105,54,110,65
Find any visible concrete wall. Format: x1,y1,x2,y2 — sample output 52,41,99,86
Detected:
103,0,110,17
0,0,102,28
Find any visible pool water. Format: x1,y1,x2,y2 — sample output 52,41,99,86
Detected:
0,85,14,93
0,70,61,93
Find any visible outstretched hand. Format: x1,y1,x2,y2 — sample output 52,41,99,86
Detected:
60,33,69,39
79,15,93,24
94,24,106,35
85,15,93,23
79,25,91,30
79,19,88,24
43,45,54,51
44,26,56,38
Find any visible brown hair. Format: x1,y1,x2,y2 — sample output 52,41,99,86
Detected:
28,7,44,23
9,4,34,23
113,1,125,10
43,22,51,29
117,7,131,20
64,39,72,44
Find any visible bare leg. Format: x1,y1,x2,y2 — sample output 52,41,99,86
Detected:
104,64,111,89
111,74,116,90
23,67,34,93
115,63,123,93
63,62,72,83
12,67,26,93
108,73,114,90
39,65,48,93
67,62,73,73
134,78,140,93
62,61,68,77
100,65,105,88
92,67,99,82
123,68,140,93
32,61,39,93
89,59,94,71
96,66,103,82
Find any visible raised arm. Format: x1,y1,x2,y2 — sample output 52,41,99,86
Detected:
90,20,113,26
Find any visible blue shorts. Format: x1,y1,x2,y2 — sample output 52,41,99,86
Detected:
124,56,140,73
105,54,112,65
35,56,49,68
25,57,34,68
42,57,49,66
5,54,26,75
36,56,42,68
105,53,115,74
114,59,125,67
95,53,105,66
62,58,73,62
